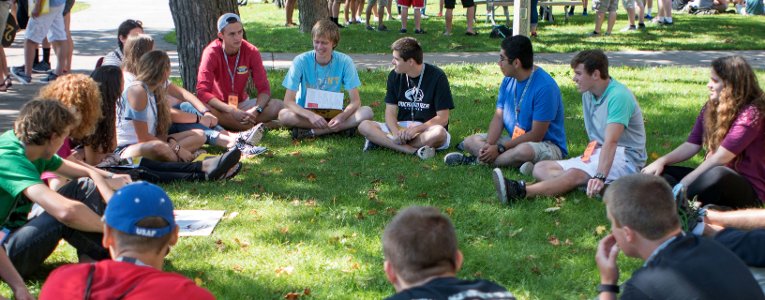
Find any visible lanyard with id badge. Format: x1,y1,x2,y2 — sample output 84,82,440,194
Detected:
511,67,536,140
222,48,241,108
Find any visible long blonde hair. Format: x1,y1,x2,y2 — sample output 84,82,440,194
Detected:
703,56,765,152
122,34,154,74
135,50,171,138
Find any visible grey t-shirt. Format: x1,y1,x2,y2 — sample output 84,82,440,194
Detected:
581,78,647,168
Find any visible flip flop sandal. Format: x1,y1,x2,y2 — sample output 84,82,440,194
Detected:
4,77,11,89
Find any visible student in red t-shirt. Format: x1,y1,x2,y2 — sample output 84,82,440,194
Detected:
39,182,215,300
642,56,765,209
196,13,283,132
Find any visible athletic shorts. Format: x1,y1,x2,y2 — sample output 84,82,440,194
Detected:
593,0,618,13
555,146,638,183
475,134,564,162
398,0,424,8
445,0,475,9
374,121,451,150
621,0,636,9
24,4,66,43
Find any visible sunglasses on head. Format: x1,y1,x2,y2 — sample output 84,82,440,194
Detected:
226,17,238,23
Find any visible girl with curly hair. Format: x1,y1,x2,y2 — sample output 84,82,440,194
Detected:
116,50,205,162
643,56,765,209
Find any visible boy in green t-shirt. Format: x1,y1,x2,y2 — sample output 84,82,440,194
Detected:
0,99,131,299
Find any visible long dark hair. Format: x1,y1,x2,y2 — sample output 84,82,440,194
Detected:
83,65,123,153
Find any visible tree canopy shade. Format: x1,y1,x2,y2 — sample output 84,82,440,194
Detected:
168,0,242,91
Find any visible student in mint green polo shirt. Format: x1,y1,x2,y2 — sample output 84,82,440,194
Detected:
0,99,131,296
491,49,646,204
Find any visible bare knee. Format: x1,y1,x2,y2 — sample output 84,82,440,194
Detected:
463,134,486,154
533,160,560,178
356,106,374,121
358,120,379,135
423,125,447,146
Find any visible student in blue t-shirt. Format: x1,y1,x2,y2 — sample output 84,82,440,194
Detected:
278,20,373,140
445,35,567,172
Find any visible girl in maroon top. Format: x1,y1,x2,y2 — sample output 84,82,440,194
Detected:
643,56,765,209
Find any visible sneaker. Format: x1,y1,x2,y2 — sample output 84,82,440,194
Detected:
238,123,265,146
366,25,375,31
399,28,407,33
414,29,426,34
377,25,389,31
291,127,314,140
644,13,653,20
238,143,268,156
10,66,31,85
674,184,705,233
442,31,452,36
491,168,526,204
340,127,356,137
465,31,478,36
652,17,664,24
587,31,600,37
567,11,574,16
519,161,534,176
32,61,51,74
582,11,588,16
638,22,646,29
443,152,478,166
415,146,435,159
40,72,59,83
421,14,429,19
620,25,637,32
363,138,380,152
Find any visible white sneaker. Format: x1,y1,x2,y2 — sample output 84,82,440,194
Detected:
415,146,435,159
519,162,535,176
238,123,265,146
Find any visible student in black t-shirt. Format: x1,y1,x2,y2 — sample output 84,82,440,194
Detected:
382,206,516,300
596,174,764,299
358,37,455,160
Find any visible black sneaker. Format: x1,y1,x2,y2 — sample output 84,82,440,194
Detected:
340,127,356,137
363,138,380,152
366,25,375,31
455,141,465,152
674,185,705,233
40,72,59,83
399,28,407,34
443,152,477,166
33,61,51,74
377,25,389,31
291,128,314,140
415,29,426,34
492,168,526,204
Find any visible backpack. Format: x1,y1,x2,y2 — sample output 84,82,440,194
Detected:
490,25,512,39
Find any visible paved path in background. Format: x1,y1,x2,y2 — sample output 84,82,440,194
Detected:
2,0,764,130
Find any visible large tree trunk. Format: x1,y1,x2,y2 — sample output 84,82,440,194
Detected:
298,0,329,33
169,0,241,92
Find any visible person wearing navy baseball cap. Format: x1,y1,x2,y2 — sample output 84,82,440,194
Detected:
39,182,215,299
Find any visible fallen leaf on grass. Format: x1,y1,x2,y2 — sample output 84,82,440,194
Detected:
234,238,250,248
306,173,317,181
305,199,317,206
564,239,573,246
544,207,560,213
367,189,378,200
417,192,428,198
386,207,397,215
303,288,311,296
280,226,289,234
342,262,361,273
284,292,301,300
595,225,607,235
248,209,259,215
473,271,482,277
275,266,295,276
233,264,244,272
356,211,365,220
367,209,378,215
548,235,561,246
444,207,455,216
531,266,542,275
370,101,381,108
650,152,660,160
291,199,301,206
290,151,302,157
194,277,204,286
319,159,327,164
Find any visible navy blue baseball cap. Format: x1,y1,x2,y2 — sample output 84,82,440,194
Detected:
105,182,176,238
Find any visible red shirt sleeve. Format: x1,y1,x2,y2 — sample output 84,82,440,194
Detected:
246,44,271,98
196,42,220,104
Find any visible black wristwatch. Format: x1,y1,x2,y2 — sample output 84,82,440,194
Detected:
496,144,506,154
254,105,264,113
597,284,619,294
593,172,607,182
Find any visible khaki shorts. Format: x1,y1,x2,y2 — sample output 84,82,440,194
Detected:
476,134,564,163
593,0,618,13
555,146,638,183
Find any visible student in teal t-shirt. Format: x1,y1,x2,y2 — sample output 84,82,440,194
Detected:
0,99,131,298
278,19,373,140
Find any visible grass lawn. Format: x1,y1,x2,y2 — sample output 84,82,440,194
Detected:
2,64,764,299
166,2,765,53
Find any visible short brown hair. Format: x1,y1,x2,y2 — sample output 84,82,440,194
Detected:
570,49,609,80
38,74,102,140
391,37,423,64
383,206,458,283
14,99,78,146
111,217,174,254
311,19,340,49
604,174,680,240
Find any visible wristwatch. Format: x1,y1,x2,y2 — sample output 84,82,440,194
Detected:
597,284,619,294
496,144,506,153
254,105,264,113
593,172,607,182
